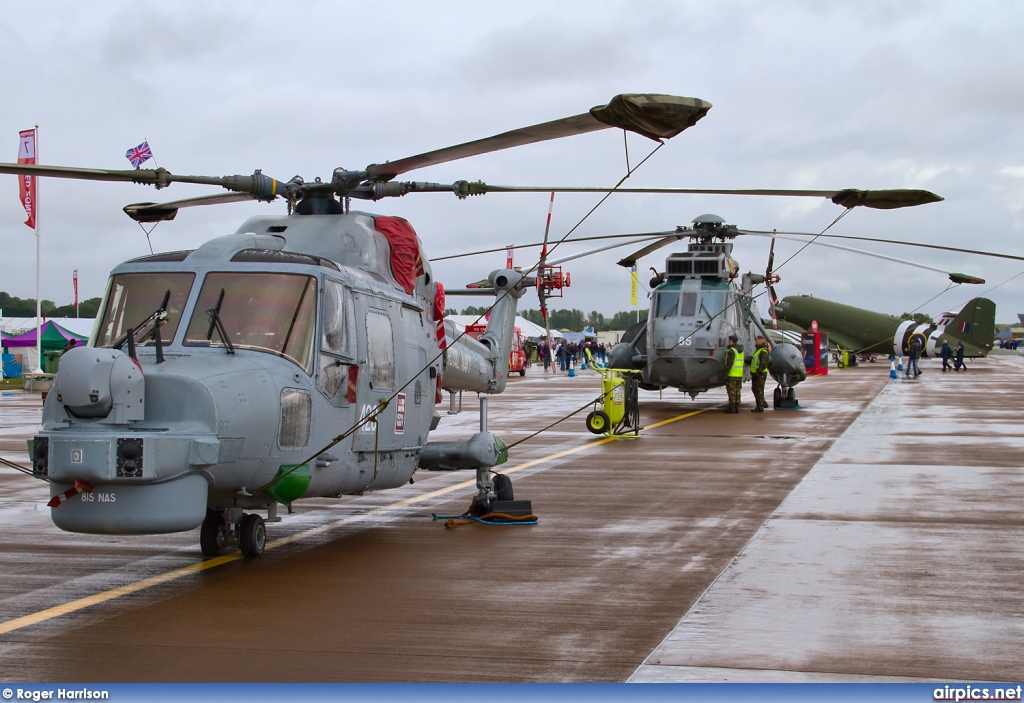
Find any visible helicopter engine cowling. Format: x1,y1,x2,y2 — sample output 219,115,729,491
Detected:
52,346,145,422
419,431,507,471
608,318,647,370
608,342,644,370
767,343,807,388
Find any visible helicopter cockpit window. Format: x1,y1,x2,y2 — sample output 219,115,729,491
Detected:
366,309,395,389
655,291,680,317
95,272,195,348
317,280,357,402
182,272,317,374
321,280,355,359
699,291,725,321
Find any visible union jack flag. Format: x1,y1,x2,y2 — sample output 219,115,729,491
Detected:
125,140,153,168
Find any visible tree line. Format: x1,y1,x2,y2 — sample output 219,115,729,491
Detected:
0,291,950,330
0,291,102,319
451,306,940,331
448,305,648,331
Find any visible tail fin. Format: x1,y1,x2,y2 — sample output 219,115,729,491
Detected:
948,298,995,351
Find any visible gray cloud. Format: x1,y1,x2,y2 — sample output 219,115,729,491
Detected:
1,0,1022,324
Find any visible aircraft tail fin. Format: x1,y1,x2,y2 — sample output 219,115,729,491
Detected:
947,298,995,351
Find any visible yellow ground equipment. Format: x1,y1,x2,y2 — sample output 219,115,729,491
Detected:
836,350,858,369
585,367,641,437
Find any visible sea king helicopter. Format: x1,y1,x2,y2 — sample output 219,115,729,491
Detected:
595,194,998,414
0,92,719,558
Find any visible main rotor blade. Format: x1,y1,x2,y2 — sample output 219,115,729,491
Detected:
433,231,674,262
0,163,290,201
368,181,944,209
749,229,1024,265
0,162,171,184
442,184,944,208
545,235,667,267
616,232,686,267
123,193,257,223
364,93,712,181
737,229,984,284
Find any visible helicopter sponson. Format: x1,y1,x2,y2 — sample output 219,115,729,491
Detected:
34,344,215,533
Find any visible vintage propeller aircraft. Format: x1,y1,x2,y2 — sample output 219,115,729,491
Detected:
599,198,990,411
774,294,995,360
0,92,714,558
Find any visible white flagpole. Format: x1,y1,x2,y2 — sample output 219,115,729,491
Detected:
33,124,42,374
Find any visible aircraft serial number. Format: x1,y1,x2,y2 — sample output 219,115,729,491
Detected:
80,492,116,503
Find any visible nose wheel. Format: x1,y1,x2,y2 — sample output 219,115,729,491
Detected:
773,386,797,409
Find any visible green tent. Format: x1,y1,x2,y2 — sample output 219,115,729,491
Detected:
3,321,89,373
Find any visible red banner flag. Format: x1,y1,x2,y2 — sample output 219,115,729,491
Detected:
18,129,36,229
506,244,514,270
73,269,79,307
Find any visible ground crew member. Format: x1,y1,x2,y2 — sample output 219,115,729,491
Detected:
724,334,744,413
749,334,769,412
940,339,953,371
905,334,923,378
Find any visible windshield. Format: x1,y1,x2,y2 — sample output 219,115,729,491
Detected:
183,272,317,373
95,272,195,348
656,292,679,318
699,292,725,321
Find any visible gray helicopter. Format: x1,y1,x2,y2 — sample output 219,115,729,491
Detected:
605,199,949,412
607,215,806,409
0,93,713,558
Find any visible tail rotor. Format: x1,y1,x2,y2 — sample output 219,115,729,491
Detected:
765,233,781,329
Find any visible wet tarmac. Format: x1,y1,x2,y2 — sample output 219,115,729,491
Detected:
632,357,1024,682
0,357,1020,682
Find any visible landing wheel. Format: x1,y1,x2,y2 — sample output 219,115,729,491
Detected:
585,410,610,434
200,509,231,557
787,388,796,402
773,387,782,409
493,473,514,501
238,513,266,559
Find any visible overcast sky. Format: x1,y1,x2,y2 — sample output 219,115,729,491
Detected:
1,1,1022,324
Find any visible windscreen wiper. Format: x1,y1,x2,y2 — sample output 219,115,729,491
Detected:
206,288,235,354
113,290,171,363
699,300,713,331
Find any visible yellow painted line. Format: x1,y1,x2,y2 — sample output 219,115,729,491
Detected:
642,406,716,430
0,554,239,635
0,407,711,636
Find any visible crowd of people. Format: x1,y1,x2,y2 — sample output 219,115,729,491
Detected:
531,331,974,415
936,338,967,373
535,339,607,372
906,335,966,377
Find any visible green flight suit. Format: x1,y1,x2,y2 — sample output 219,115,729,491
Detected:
725,344,744,411
750,344,769,411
